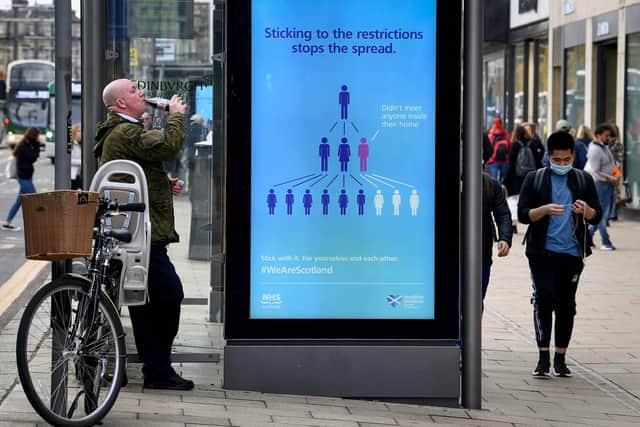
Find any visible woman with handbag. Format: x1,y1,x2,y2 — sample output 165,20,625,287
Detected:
1,127,40,231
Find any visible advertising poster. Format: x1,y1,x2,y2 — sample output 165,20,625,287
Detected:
251,0,437,319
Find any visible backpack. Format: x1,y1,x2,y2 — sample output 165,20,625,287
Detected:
492,134,508,162
4,155,17,179
515,140,536,177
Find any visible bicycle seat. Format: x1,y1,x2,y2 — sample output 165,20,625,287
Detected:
104,229,133,243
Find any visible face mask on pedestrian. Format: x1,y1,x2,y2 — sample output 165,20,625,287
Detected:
550,162,572,176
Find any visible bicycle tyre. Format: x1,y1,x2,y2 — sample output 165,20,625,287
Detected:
16,277,126,427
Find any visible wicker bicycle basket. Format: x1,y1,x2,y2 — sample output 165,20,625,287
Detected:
21,190,99,261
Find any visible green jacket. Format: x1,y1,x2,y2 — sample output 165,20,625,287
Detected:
94,111,186,246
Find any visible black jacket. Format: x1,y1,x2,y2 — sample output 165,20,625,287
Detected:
15,140,40,179
483,174,512,263
517,168,602,258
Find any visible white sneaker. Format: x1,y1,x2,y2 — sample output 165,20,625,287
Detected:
1,224,21,231
600,245,616,251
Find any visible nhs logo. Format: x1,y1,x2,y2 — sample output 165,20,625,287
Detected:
386,294,402,307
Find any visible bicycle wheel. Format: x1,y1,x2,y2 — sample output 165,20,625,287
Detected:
16,277,126,427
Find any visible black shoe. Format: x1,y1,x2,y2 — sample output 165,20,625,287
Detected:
532,358,551,378
553,355,572,377
512,225,518,234
144,373,194,390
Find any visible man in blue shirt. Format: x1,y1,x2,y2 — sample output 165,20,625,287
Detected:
518,131,602,378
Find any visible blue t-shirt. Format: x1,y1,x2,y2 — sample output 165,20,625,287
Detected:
545,173,581,257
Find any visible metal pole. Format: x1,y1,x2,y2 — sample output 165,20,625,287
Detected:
81,0,106,187
462,0,483,410
52,0,73,414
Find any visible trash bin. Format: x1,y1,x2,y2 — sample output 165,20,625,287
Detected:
188,141,212,260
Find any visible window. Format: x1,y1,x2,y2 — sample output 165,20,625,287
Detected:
564,45,585,131
514,43,526,126
537,40,548,137
625,34,640,208
484,52,505,130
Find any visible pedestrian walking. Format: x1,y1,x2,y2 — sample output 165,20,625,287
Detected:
585,124,618,250
487,118,511,183
2,127,40,231
573,124,593,170
70,124,83,190
94,78,194,390
518,131,602,377
481,173,512,302
608,123,625,220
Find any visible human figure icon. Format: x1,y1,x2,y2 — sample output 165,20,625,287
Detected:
285,189,294,215
319,137,330,172
358,137,369,172
339,84,350,120
409,189,420,216
392,189,401,216
338,137,351,172
374,189,384,216
357,189,366,215
302,189,312,215
321,189,330,215
338,189,348,215
266,188,277,215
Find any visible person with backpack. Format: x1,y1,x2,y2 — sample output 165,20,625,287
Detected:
517,131,602,378
2,127,41,231
487,118,511,182
503,125,539,233
482,172,512,302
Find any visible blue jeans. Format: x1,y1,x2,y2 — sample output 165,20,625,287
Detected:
6,178,36,223
489,163,507,183
589,181,613,246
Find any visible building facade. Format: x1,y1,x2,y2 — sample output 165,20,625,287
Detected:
483,0,550,135
0,2,81,80
484,0,640,215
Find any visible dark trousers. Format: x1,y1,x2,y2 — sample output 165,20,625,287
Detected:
528,251,583,349
128,245,184,380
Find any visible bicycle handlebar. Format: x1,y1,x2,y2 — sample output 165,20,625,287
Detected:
115,203,146,212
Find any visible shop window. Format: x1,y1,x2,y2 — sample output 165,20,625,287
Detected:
483,52,505,130
564,45,585,131
625,34,640,208
537,40,548,137
514,43,526,126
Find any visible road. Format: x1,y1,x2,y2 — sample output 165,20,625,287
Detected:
0,147,54,286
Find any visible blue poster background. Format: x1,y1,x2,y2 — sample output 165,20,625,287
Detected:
251,0,437,319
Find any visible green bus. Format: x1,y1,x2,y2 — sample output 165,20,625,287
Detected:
43,80,82,162
1,59,54,148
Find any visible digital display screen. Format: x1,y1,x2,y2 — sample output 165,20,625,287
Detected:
251,0,437,319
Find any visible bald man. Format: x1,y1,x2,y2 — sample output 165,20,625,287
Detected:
94,79,193,390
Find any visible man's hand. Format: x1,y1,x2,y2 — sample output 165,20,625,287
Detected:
572,199,595,220
496,240,510,257
170,177,184,196
545,203,566,216
169,95,187,114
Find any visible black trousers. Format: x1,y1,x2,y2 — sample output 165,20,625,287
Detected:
128,245,184,379
528,251,583,349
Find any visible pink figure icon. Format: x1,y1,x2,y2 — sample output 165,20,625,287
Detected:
358,137,369,172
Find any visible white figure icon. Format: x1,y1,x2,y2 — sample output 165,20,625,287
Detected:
392,189,401,216
409,189,420,216
374,189,384,216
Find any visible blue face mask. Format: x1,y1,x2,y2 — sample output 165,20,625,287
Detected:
550,162,572,175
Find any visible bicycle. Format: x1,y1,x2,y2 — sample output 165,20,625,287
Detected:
16,197,145,427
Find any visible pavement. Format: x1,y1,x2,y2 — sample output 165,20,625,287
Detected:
0,198,639,426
